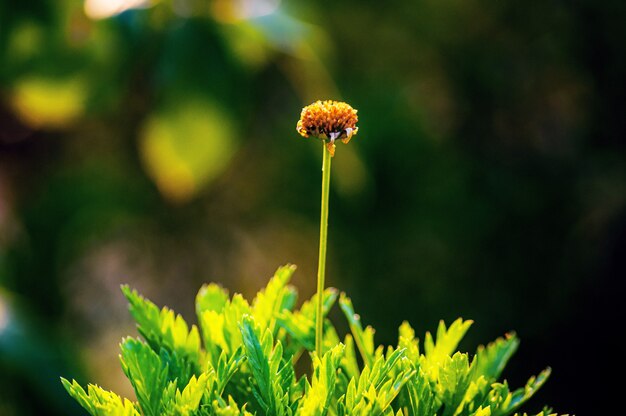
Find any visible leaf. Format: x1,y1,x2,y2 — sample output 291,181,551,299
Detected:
278,287,339,353
487,368,552,416
196,283,229,316
340,333,361,381
371,347,408,390
121,285,201,371
339,293,376,368
214,346,246,395
472,407,492,416
340,346,415,415
240,315,291,415
160,347,199,391
473,333,520,383
438,352,472,416
212,395,255,416
453,333,521,414
422,319,473,381
398,321,420,363
169,373,210,415
299,344,345,416
240,317,274,412
200,309,227,365
512,409,565,416
252,264,298,334
61,378,140,416
119,338,169,416
160,381,178,414
400,366,439,416
457,375,489,416
222,294,253,355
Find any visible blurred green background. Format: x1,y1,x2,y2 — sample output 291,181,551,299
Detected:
1,0,624,414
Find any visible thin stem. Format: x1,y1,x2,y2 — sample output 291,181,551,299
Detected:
315,142,332,357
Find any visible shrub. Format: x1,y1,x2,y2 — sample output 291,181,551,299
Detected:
62,264,559,416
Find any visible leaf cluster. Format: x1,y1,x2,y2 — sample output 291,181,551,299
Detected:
63,265,563,416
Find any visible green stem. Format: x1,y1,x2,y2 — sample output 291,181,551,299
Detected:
315,143,332,357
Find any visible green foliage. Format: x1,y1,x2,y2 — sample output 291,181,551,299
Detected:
62,265,563,416
61,379,140,416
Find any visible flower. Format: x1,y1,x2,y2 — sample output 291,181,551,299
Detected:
296,100,358,156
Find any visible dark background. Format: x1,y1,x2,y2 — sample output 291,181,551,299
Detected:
1,0,624,414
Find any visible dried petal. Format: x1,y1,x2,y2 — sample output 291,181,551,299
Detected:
296,100,359,154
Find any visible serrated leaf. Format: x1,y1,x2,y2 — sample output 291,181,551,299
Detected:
472,406,492,416
473,333,519,383
438,352,472,416
212,395,255,416
341,347,415,416
197,283,229,315
341,333,361,381
121,286,201,370
299,344,345,416
278,287,339,357
200,309,227,365
398,321,420,363
61,378,140,416
240,316,275,413
422,319,473,382
512,410,564,416
252,265,298,334
457,375,489,415
160,381,177,413
490,368,552,416
214,346,246,395
222,294,253,355
339,293,375,368
400,365,439,416
119,338,169,416
169,373,209,415
240,315,292,415
159,347,198,390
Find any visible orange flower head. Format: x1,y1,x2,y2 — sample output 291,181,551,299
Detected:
296,100,358,156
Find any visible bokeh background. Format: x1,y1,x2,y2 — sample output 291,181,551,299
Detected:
1,0,624,414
